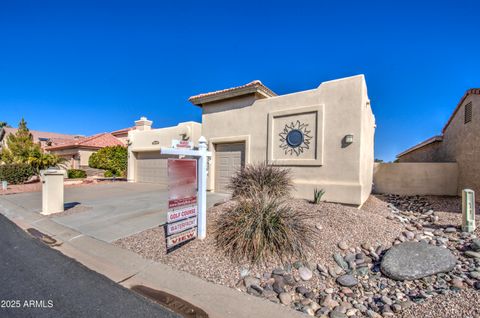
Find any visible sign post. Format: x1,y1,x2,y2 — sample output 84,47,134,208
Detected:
161,136,211,240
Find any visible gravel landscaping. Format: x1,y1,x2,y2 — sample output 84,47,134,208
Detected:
114,194,480,317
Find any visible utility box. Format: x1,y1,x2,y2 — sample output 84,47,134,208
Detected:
462,189,476,233
41,169,65,215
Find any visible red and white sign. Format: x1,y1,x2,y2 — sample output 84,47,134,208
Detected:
167,217,197,235
166,227,197,249
167,205,197,223
168,159,197,208
172,139,193,149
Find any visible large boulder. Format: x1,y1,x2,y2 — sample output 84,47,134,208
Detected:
381,242,456,280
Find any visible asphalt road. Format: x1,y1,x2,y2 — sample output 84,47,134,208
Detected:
0,214,180,318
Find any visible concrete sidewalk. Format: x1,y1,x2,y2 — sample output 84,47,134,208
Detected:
0,200,304,318
0,182,228,242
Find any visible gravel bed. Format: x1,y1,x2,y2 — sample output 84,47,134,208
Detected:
114,196,403,288
398,289,480,318
114,195,480,317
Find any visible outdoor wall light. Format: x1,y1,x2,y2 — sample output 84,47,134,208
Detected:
345,134,354,144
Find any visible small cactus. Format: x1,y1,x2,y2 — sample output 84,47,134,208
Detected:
313,188,325,204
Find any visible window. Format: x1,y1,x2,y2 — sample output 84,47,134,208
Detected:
465,102,472,124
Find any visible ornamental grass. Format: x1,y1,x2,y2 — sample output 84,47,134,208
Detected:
214,193,317,265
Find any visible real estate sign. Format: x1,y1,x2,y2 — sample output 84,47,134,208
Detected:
166,158,198,250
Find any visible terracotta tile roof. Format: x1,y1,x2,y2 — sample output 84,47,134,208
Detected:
188,80,277,106
397,135,443,158
45,133,124,150
111,126,136,136
442,88,480,133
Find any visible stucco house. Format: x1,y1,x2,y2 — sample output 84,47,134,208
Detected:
397,88,480,195
0,127,81,152
45,133,124,169
128,75,375,206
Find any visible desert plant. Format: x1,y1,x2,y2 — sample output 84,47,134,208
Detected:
0,163,36,184
313,188,325,204
89,146,127,177
67,169,87,179
214,193,317,264
228,162,293,198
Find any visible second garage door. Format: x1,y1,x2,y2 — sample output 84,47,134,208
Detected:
136,152,170,186
214,143,245,193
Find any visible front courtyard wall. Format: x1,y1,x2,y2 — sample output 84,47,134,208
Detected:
397,141,443,163
202,75,375,206
373,162,458,196
127,122,202,182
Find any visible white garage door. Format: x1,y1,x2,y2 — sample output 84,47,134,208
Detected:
215,143,245,193
136,152,170,186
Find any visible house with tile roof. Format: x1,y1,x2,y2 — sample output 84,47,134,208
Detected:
0,127,82,153
45,133,124,169
397,88,480,195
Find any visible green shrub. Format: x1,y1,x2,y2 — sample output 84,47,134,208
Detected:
313,188,325,204
228,163,293,198
67,169,86,179
214,193,317,264
104,170,114,178
89,146,127,177
0,163,36,184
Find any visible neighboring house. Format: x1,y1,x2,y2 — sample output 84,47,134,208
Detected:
45,133,124,169
128,75,375,206
397,88,480,194
0,127,81,152
111,126,136,145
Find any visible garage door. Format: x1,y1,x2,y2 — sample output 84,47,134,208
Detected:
136,152,170,186
215,143,245,193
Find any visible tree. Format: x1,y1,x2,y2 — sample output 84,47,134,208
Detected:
0,118,64,172
0,121,8,128
89,146,128,176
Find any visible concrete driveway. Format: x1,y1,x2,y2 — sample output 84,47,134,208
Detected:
0,182,229,242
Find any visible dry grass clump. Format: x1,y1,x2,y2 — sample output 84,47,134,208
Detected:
227,162,293,198
214,193,317,264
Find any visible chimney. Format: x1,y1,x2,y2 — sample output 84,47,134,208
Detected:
135,116,153,131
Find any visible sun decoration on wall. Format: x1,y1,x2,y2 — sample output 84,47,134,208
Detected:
279,120,313,156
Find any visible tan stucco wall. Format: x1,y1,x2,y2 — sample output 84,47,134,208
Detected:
78,149,96,166
127,121,202,182
441,94,480,194
201,75,375,206
397,141,443,162
373,162,458,196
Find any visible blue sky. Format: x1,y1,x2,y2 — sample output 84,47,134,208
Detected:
1,0,479,161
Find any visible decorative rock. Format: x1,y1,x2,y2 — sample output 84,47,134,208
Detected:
380,242,456,280
471,238,480,251
302,306,315,316
246,285,262,297
451,278,464,289
316,223,323,230
244,276,260,288
240,268,250,278
338,241,349,250
334,253,349,270
272,281,285,294
293,261,304,269
296,286,308,295
321,294,339,309
336,274,358,287
444,227,457,233
299,266,313,281
329,312,347,318
465,251,480,259
279,292,292,305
